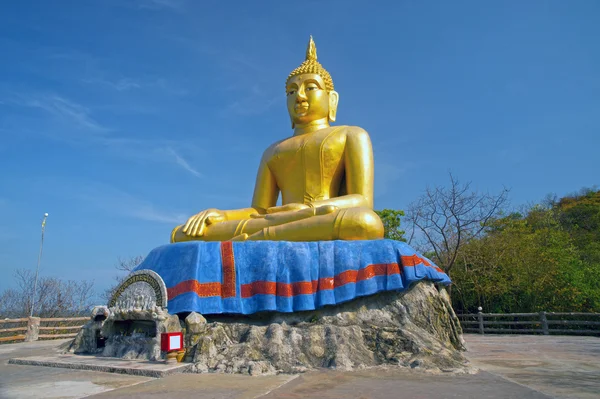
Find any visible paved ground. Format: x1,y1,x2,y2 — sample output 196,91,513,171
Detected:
464,334,600,399
1,334,599,399
0,340,152,399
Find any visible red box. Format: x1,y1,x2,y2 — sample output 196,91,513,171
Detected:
161,332,183,352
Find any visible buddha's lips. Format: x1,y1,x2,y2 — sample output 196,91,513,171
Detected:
295,104,309,112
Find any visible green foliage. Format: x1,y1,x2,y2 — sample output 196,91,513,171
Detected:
375,209,406,241
451,188,600,314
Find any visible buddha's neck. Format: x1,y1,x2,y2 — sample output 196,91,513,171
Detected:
293,118,330,136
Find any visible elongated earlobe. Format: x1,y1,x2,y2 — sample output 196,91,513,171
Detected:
328,91,339,122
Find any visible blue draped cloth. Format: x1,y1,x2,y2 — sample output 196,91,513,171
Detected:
134,239,450,315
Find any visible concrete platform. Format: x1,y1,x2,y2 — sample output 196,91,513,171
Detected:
2,334,600,398
9,354,192,378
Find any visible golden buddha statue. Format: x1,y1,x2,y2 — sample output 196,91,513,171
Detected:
171,36,384,242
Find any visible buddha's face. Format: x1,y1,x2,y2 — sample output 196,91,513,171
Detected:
286,74,338,127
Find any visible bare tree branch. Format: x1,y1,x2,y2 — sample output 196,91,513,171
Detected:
406,172,509,275
102,256,145,302
0,269,95,318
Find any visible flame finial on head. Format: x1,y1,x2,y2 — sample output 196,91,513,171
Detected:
286,36,334,92
306,35,317,61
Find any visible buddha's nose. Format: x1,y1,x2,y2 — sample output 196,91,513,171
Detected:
296,88,307,101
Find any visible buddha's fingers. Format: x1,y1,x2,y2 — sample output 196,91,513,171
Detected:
190,212,207,236
182,215,195,233
266,203,309,214
185,212,203,234
196,221,208,237
185,214,198,235
262,207,317,224
314,205,338,216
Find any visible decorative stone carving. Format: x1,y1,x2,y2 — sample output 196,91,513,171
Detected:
69,270,177,360
108,270,167,309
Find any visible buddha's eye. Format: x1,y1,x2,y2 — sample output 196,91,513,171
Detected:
287,90,296,96
306,86,318,91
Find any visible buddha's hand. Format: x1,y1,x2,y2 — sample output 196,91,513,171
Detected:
265,203,310,214
182,209,226,237
265,203,338,216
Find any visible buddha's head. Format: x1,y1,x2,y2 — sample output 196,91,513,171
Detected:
286,36,339,128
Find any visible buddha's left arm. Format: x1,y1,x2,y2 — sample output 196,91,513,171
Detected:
310,128,375,210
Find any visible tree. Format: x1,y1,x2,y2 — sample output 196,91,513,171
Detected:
406,173,509,274
451,204,600,314
0,269,95,318
375,209,406,241
102,256,144,302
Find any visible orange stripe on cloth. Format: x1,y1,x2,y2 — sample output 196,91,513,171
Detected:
168,280,222,299
240,280,319,298
400,255,443,273
240,263,401,298
220,241,236,298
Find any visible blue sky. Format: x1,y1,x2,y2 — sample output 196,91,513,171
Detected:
1,0,598,297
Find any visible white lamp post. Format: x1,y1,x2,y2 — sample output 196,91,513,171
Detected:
30,213,48,317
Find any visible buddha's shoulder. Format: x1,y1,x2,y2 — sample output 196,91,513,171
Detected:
261,137,288,159
335,125,371,139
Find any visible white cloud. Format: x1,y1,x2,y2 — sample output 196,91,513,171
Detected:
15,94,110,133
137,0,186,11
165,147,202,178
82,77,142,92
226,94,283,117
81,76,188,96
75,182,188,224
4,92,203,178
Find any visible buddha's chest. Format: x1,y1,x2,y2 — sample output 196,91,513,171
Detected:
268,128,346,192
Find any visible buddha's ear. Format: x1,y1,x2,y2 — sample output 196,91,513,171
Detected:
328,90,339,123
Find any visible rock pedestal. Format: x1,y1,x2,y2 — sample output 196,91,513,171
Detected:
184,282,469,375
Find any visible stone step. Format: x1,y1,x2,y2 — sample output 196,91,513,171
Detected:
9,354,191,378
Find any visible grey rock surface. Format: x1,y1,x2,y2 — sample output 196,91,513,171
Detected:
91,306,110,320
187,282,470,375
69,320,104,355
185,312,206,334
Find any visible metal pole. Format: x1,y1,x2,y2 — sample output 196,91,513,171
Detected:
539,311,549,335
477,306,484,335
30,213,48,317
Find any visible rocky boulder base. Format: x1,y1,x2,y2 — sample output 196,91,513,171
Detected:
184,282,470,375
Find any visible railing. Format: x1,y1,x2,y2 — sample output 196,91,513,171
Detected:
458,310,600,336
0,316,87,344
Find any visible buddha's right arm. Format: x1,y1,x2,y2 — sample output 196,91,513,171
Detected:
249,150,279,214
179,153,277,238
217,152,278,221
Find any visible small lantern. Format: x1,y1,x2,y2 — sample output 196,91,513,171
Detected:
161,332,183,352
